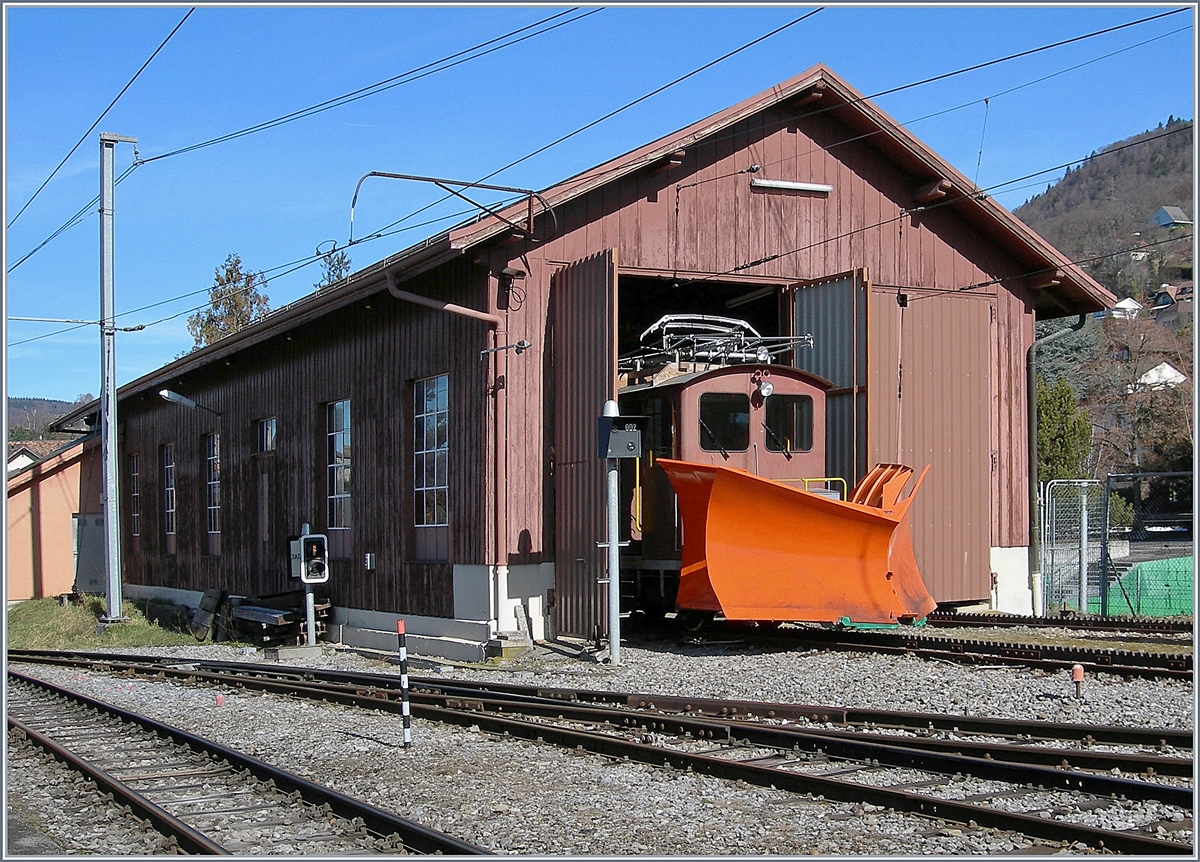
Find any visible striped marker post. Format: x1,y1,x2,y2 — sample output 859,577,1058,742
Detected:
396,619,412,749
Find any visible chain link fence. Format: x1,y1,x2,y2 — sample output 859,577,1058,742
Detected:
1042,472,1193,617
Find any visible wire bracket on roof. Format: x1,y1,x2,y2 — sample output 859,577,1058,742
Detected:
349,172,558,245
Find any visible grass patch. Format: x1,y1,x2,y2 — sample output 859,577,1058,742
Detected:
6,596,198,650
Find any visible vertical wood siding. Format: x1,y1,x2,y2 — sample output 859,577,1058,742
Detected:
121,258,489,617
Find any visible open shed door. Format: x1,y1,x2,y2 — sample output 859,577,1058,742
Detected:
552,249,619,638
790,270,868,487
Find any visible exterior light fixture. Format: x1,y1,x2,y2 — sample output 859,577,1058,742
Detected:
750,178,833,194
758,380,774,398
159,389,221,416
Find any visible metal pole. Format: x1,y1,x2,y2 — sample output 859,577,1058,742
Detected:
1078,486,1089,613
304,585,317,647
1100,476,1112,617
603,401,621,666
99,132,136,625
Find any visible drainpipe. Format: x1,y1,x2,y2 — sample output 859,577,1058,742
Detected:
386,271,510,638
1027,313,1088,616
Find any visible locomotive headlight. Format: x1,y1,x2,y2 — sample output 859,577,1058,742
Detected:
758,381,774,398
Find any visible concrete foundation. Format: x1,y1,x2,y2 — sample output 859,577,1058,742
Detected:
990,546,1033,615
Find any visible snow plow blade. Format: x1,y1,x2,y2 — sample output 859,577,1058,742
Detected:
658,459,936,626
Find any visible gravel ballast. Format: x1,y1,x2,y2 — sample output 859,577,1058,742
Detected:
6,631,1194,855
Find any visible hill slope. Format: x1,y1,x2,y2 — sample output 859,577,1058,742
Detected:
1014,117,1193,299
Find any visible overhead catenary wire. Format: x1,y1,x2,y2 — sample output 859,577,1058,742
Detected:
485,8,1188,228
138,8,598,165
8,202,493,347
6,8,598,273
6,8,194,229
359,8,825,243
10,15,1189,349
14,123,1188,353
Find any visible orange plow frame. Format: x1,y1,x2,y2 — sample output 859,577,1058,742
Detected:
658,459,937,626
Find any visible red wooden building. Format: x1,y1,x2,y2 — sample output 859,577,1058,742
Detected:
55,65,1114,657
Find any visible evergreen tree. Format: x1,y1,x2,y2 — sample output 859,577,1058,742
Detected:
1037,376,1092,482
187,253,270,348
314,249,351,291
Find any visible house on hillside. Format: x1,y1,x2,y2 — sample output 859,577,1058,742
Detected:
1151,282,1194,332
52,64,1115,657
1152,205,1193,229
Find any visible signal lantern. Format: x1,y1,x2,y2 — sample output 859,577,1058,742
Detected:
299,534,329,584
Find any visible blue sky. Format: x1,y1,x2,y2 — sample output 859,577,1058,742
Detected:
4,4,1195,402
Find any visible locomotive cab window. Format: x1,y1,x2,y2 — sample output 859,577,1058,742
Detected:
764,394,814,453
699,393,750,452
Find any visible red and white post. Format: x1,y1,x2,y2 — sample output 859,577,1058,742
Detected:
396,619,412,748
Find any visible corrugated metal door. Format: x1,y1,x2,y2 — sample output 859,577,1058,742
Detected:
790,271,868,486
551,249,619,638
868,290,993,603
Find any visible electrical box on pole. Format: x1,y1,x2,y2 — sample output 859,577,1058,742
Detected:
597,415,647,459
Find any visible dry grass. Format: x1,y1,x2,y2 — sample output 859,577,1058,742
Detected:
6,595,197,650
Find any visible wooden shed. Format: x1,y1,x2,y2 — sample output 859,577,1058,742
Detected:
55,65,1114,651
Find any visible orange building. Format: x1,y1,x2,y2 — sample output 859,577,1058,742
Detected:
6,435,101,602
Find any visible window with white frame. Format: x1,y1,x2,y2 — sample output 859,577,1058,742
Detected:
326,400,351,529
414,375,448,528
128,454,140,537
205,433,221,536
162,444,176,553
257,417,276,453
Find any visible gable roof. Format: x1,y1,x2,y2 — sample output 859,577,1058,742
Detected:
53,64,1115,432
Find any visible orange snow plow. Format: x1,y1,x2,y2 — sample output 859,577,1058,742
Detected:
657,459,937,627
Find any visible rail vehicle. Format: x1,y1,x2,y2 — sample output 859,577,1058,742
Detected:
614,315,936,629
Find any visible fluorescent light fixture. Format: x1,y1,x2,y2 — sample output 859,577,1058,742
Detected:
750,178,833,194
159,388,222,415
159,389,197,409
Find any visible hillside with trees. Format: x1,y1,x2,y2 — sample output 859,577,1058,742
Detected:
1015,117,1193,300
7,396,90,441
1016,117,1193,478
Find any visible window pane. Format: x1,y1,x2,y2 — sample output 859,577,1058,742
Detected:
425,454,436,487
764,395,814,453
699,393,750,452
436,414,448,448
413,453,426,490
424,415,436,451
435,450,447,486
434,489,448,525
436,375,447,411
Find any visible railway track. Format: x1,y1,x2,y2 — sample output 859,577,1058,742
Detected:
672,620,1194,679
8,650,1192,854
926,612,1193,635
6,669,488,856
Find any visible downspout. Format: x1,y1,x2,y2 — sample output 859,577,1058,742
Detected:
1027,313,1088,616
386,271,510,638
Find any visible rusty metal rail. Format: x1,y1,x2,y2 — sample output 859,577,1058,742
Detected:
6,669,490,855
8,651,1192,855
927,612,1193,635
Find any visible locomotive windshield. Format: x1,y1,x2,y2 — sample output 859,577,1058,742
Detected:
764,394,814,453
699,393,750,452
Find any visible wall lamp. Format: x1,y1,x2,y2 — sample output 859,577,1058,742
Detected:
159,389,221,416
750,177,833,194
480,339,532,360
